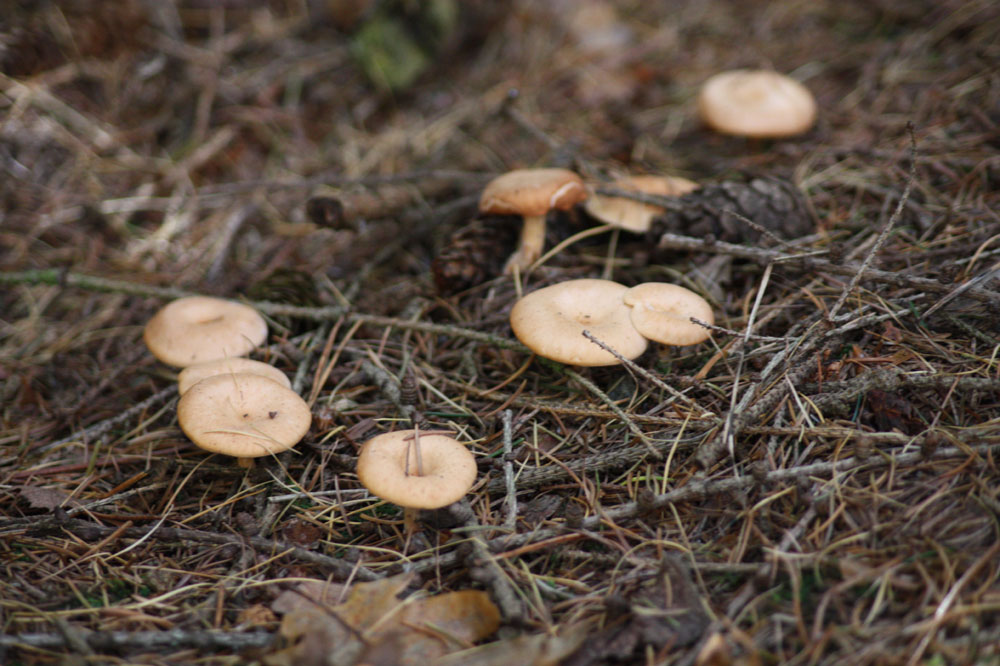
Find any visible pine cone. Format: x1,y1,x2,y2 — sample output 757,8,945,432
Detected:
649,177,812,244
432,216,520,295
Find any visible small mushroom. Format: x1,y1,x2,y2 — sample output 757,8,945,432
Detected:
144,296,268,368
356,429,477,532
479,168,588,274
584,174,699,233
510,278,647,366
177,372,311,468
622,283,714,346
177,357,291,396
697,69,817,138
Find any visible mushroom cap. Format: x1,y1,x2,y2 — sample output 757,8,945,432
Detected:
356,430,477,509
584,175,699,233
177,358,291,396
144,296,268,368
697,69,817,138
510,279,648,366
622,283,714,346
177,372,311,458
479,168,587,217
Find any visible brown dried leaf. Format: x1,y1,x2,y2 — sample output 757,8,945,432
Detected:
383,590,501,664
335,572,414,630
432,621,592,666
264,606,362,666
19,486,79,511
237,604,278,628
265,574,500,666
271,580,348,615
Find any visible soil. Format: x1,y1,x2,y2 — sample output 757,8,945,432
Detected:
2,1,999,664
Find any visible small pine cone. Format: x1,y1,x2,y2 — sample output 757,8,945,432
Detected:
432,215,520,295
650,177,812,244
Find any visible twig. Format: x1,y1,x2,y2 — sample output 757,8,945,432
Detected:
582,330,714,416
0,629,274,652
647,235,1000,307
501,410,518,532
560,366,660,457
828,123,917,322
425,441,1000,575
44,518,379,581
37,385,179,454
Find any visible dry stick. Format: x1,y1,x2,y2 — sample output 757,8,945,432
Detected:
828,124,917,322
559,365,660,457
649,234,1000,307
722,262,774,461
581,330,713,416
38,385,179,454
420,441,1000,576
204,205,254,283
725,504,820,619
694,310,833,470
502,410,518,532
487,430,705,495
38,518,378,581
452,501,524,623
923,260,1000,317
0,629,274,652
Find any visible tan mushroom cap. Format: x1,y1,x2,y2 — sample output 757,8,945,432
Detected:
622,283,714,346
177,372,311,459
356,430,477,509
177,358,291,396
144,296,268,368
697,69,817,138
479,168,587,217
510,279,648,366
584,175,699,233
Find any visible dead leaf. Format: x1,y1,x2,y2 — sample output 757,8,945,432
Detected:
272,580,348,615
237,604,278,628
432,621,592,666
383,590,501,664
264,605,362,666
19,486,79,511
334,572,414,631
265,574,500,666
563,555,709,664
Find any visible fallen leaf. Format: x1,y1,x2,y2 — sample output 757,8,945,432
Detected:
265,574,500,666
383,589,501,664
433,621,592,666
272,580,348,615
237,604,278,628
563,555,709,664
19,486,79,511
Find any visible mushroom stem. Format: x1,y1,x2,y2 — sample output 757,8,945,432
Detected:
405,424,425,477
504,214,546,274
236,456,255,469
403,507,418,536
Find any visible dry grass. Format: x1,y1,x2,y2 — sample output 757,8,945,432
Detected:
2,1,999,664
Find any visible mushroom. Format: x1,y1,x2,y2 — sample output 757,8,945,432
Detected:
509,278,647,366
584,174,699,233
697,69,817,138
479,168,588,274
177,372,311,468
356,429,477,532
177,357,291,396
144,296,268,368
622,283,714,346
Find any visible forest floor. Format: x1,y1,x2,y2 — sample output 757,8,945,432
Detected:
1,1,999,664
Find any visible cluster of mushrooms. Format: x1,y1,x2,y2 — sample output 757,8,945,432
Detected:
143,296,478,522
141,68,815,519
143,296,311,468
480,68,816,363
